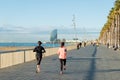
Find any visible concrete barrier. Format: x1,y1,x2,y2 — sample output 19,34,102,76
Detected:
0,53,13,68
13,52,24,65
25,50,35,62
0,45,76,69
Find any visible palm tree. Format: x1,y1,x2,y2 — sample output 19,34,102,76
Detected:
114,0,120,47
99,0,120,47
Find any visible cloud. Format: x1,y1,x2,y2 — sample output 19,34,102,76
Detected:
0,25,24,32
0,24,100,42
0,24,31,34
0,24,54,35
0,24,100,35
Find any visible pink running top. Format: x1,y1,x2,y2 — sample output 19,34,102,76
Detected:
57,47,67,59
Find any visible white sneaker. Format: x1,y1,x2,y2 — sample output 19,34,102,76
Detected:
60,71,63,74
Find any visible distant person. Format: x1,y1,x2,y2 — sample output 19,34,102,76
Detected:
96,42,99,47
107,43,109,48
91,42,93,45
33,41,46,73
79,42,82,48
93,43,95,46
77,43,80,49
57,42,67,74
77,42,82,49
84,42,86,47
114,46,118,51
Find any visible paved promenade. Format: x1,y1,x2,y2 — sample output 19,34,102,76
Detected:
0,45,120,80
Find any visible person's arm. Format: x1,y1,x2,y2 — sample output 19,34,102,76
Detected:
65,48,67,52
57,48,60,54
42,47,46,53
33,47,37,52
64,47,67,52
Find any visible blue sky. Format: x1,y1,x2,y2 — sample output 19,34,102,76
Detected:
0,0,115,42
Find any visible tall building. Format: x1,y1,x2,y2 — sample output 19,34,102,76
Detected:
50,29,57,42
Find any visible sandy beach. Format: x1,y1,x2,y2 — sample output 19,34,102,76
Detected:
0,47,34,51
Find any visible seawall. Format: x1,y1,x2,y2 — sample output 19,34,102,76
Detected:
0,45,76,69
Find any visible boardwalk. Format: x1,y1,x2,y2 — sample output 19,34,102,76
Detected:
0,45,120,80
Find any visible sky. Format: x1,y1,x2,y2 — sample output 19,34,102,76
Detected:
0,0,115,42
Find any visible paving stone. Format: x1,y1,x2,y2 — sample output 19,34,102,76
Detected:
0,45,120,80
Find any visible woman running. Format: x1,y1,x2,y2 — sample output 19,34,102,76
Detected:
57,42,67,74
33,41,46,73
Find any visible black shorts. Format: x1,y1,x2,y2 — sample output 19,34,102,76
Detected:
36,54,42,65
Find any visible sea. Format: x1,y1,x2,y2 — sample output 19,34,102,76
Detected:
0,42,66,48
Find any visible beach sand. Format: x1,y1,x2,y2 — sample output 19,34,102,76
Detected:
0,47,34,51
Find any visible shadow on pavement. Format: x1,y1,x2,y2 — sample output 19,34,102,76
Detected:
83,46,97,80
96,69,120,72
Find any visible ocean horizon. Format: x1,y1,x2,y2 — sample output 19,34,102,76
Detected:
0,42,61,48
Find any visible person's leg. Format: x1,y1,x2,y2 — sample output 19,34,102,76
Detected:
63,59,66,70
59,59,63,74
36,65,40,72
36,56,42,73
